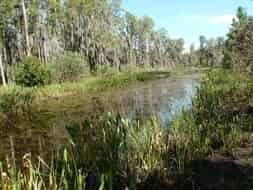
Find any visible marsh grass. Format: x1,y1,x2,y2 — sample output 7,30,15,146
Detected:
0,114,167,190
0,69,252,189
66,114,167,189
171,69,253,160
39,70,170,99
0,151,87,190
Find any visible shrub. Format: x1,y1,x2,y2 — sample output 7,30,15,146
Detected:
15,57,50,87
50,52,86,83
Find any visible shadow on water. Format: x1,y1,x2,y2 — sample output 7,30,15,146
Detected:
0,74,200,163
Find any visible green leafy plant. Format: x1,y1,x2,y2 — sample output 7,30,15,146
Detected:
15,57,50,87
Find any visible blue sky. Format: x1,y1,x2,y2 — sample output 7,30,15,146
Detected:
122,0,253,50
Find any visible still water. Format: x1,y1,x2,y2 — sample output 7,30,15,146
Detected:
0,74,199,162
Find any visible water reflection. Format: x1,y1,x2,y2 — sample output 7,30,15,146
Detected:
0,74,199,162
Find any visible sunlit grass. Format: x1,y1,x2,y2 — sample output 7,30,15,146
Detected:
38,70,170,98
171,69,253,159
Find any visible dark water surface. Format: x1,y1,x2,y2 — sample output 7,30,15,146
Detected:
0,74,200,162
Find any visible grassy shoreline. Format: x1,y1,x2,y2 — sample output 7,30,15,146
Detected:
39,70,171,99
0,66,203,98
0,66,201,118
38,65,204,99
2,68,251,190
0,69,171,99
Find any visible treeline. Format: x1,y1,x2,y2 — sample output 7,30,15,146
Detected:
0,0,185,86
188,7,253,74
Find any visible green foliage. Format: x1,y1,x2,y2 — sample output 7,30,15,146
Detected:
171,70,253,159
223,7,253,72
49,52,86,83
0,76,252,190
0,114,166,189
15,57,50,87
0,0,186,84
0,87,35,119
67,114,165,189
0,151,87,190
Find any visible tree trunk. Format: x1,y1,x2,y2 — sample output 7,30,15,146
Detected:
0,51,7,86
21,0,31,56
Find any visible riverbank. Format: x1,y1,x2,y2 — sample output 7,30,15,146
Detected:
37,65,203,99
0,66,202,98
168,69,253,189
0,66,201,120
39,70,170,99
1,69,252,190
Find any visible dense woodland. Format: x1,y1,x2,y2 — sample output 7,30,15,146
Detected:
0,0,186,86
0,1,252,87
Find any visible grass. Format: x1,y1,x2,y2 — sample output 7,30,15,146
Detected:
169,65,209,77
171,69,253,158
0,115,166,190
0,65,203,101
39,70,171,99
0,151,87,190
0,66,174,100
1,68,252,189
0,66,194,120
0,67,172,121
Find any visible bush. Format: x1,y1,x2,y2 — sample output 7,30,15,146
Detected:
15,57,50,87
50,52,86,83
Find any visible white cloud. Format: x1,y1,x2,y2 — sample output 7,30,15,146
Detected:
187,14,236,25
210,14,235,24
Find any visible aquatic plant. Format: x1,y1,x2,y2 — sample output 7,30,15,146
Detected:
170,69,253,159
0,151,88,190
0,114,167,190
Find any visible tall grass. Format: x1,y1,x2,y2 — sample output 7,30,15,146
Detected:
0,151,87,190
0,114,167,190
171,69,253,160
0,69,252,189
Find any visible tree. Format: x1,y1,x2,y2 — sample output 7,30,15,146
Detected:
224,6,248,70
123,12,138,65
229,17,253,72
0,0,187,85
0,48,6,86
21,0,30,56
199,35,207,65
138,16,154,65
